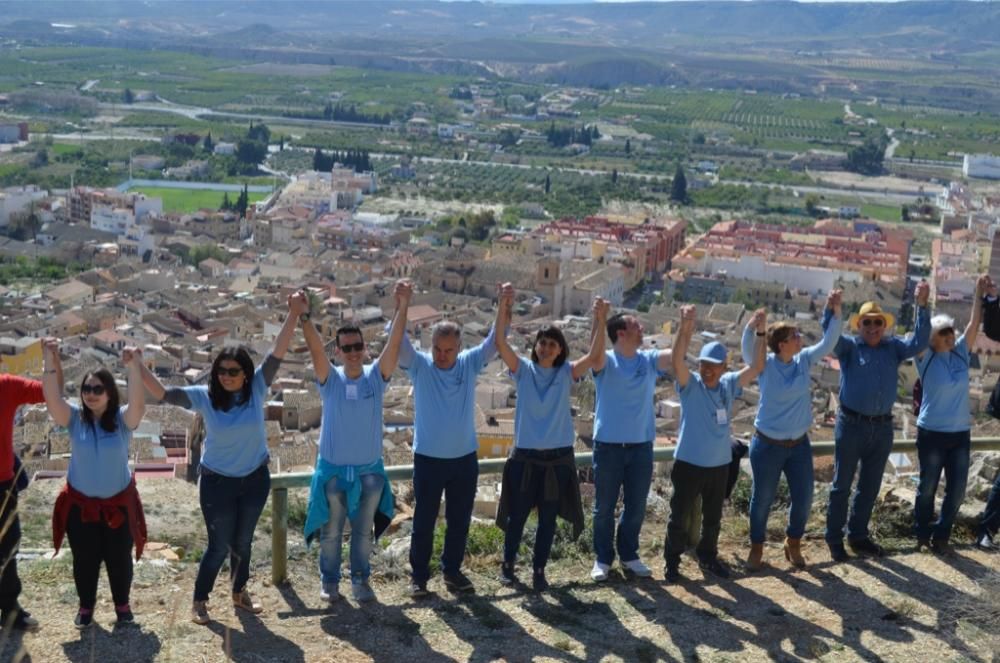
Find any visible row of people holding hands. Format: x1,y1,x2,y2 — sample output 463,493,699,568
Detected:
3,276,998,632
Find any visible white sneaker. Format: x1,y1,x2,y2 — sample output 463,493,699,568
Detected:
320,584,341,603
978,533,995,550
622,558,653,578
590,561,610,582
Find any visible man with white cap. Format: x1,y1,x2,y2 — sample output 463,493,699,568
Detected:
664,305,766,582
824,281,930,561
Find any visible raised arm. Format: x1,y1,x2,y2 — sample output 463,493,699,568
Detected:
802,289,844,363
379,280,412,380
966,274,991,349
271,290,308,361
137,357,167,401
572,297,610,380
740,312,757,365
673,305,696,388
121,347,146,430
300,292,331,384
41,338,71,427
494,282,520,374
899,280,931,360
738,308,767,388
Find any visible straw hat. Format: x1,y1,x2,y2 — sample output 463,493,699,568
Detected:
849,301,895,331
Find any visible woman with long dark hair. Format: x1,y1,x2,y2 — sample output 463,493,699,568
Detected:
44,340,147,629
138,291,307,624
493,283,608,590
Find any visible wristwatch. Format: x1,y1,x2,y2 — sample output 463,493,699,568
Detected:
300,312,311,323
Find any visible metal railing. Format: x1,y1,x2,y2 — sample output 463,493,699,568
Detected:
267,437,1000,584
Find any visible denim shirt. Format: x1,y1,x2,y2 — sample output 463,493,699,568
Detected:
823,306,930,416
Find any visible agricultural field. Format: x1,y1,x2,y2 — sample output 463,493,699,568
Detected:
128,186,270,214
598,89,854,153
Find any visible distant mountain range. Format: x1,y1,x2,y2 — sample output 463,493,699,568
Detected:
2,1,998,99
2,1,998,45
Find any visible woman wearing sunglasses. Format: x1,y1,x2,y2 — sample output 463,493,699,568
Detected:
913,274,989,553
493,283,608,591
137,291,308,624
740,290,842,571
43,339,147,629
301,280,411,604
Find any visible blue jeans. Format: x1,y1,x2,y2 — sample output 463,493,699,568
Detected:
194,463,270,601
913,427,970,543
748,434,814,544
319,473,385,586
825,411,893,544
409,452,478,583
592,441,653,566
501,447,574,570
979,467,1000,537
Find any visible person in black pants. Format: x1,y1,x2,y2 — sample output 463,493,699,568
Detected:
978,470,1000,550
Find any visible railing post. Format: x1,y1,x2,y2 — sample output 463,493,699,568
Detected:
271,487,288,586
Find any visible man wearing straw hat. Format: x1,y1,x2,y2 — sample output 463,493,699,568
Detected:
823,281,931,562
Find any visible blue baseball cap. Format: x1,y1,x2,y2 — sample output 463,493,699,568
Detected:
698,341,728,364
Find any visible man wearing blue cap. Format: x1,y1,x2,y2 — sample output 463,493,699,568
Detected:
589,311,675,582
664,305,766,582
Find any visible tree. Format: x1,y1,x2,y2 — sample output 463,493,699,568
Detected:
220,192,232,211
670,164,688,203
805,193,821,217
31,149,48,168
901,205,910,221
203,132,214,153
845,135,888,176
235,184,249,218
544,173,551,195
611,168,618,185
123,88,134,104
625,139,631,156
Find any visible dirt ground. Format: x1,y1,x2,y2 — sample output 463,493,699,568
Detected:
3,479,998,663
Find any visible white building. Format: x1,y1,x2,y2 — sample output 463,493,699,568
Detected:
91,204,136,235
682,253,861,293
964,154,1000,180
0,185,48,227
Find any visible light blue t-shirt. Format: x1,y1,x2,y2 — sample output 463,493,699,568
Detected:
593,349,665,444
675,372,742,468
317,360,388,466
512,357,575,450
406,337,493,458
916,335,971,433
742,315,842,440
183,365,270,477
67,405,133,498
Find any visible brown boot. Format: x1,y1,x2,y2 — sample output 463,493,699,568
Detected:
784,537,806,569
746,543,765,571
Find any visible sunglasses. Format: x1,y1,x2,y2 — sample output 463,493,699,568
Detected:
216,367,244,377
780,330,802,343
339,342,365,353
861,318,885,328
81,384,106,396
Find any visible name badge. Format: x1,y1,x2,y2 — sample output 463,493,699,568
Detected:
716,408,728,425
345,384,358,400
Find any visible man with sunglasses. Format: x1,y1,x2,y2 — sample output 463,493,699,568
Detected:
823,281,931,562
302,281,410,604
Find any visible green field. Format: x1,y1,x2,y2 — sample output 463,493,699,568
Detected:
861,203,902,223
129,187,270,213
